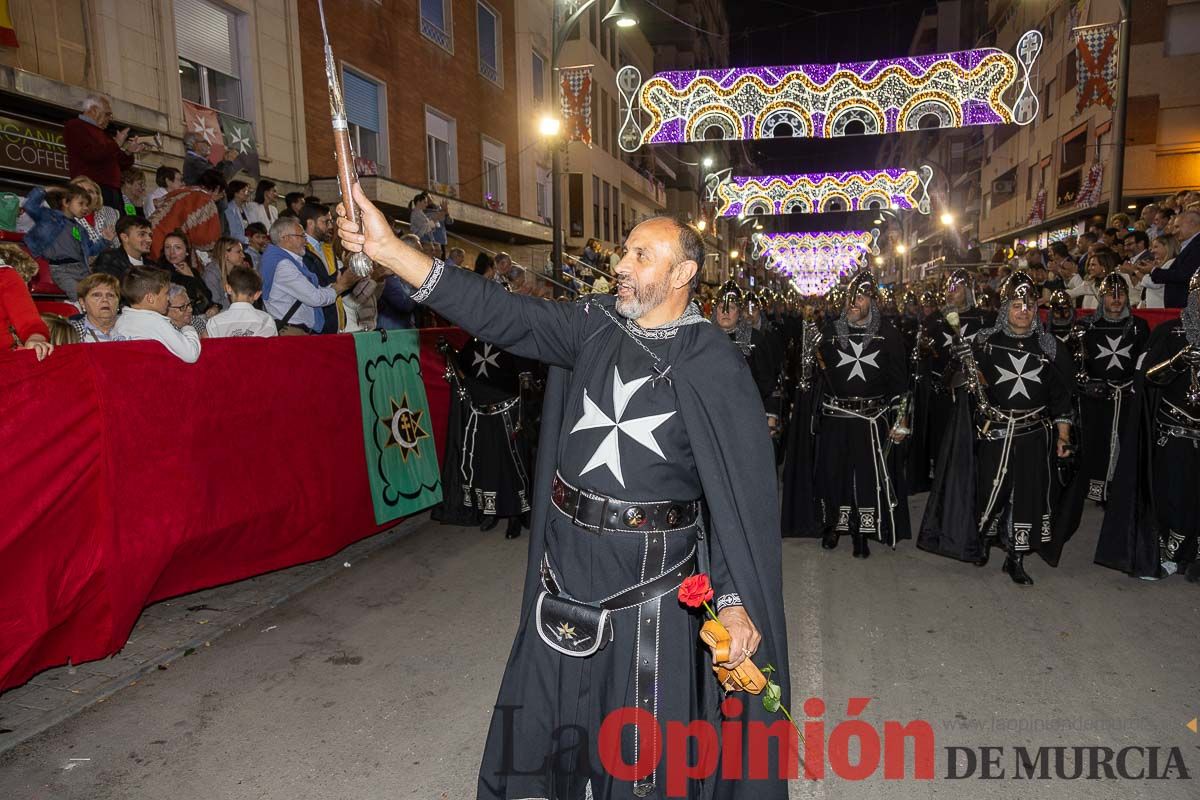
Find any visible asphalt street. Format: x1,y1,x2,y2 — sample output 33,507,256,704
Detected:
1,497,1197,800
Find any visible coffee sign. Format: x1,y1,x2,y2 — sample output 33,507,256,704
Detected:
0,113,68,179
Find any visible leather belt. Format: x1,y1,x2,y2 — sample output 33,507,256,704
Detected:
1158,401,1200,440
1078,380,1133,399
470,396,519,415
822,395,886,414
975,413,1048,440
551,474,700,533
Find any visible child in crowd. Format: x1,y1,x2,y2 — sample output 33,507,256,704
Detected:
112,266,201,363
205,266,277,338
21,184,103,301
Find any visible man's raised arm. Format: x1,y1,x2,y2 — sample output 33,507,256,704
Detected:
337,184,580,367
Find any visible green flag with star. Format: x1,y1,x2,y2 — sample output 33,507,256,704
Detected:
354,330,442,524
218,112,260,179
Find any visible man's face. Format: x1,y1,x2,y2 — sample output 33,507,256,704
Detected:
1104,289,1127,317
946,284,966,308
847,294,871,323
1155,211,1170,230
1007,298,1034,332
1123,236,1138,257
614,219,687,321
87,100,113,127
306,212,331,242
83,284,118,324
165,290,191,323
1177,213,1200,241
120,225,151,257
194,138,211,157
249,231,269,252
279,225,306,255
715,302,739,331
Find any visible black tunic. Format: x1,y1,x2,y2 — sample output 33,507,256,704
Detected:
411,262,791,800
812,316,911,544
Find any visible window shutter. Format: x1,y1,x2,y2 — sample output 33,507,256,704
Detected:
343,70,380,132
175,0,237,76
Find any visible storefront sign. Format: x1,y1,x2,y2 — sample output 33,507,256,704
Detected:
0,112,68,179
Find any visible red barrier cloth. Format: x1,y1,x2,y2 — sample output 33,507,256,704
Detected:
0,329,464,691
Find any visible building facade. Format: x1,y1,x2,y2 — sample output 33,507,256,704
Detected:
301,0,552,270
0,0,308,193
978,0,1200,247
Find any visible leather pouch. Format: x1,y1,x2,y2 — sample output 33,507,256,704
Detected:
700,619,768,694
536,591,613,657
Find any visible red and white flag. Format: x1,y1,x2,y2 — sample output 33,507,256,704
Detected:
1074,23,1118,115
560,67,593,146
182,100,226,163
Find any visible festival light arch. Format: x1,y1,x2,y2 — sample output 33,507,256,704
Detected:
706,166,933,217
751,230,880,296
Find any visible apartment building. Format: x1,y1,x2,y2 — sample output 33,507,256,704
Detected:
978,0,1200,247
0,0,307,193
301,0,551,267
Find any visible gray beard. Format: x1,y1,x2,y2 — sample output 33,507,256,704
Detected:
615,276,670,320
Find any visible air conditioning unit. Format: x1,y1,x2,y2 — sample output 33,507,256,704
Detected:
993,179,1015,194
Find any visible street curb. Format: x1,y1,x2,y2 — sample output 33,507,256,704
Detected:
0,513,430,758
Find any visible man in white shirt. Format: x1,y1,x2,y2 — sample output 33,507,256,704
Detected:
112,267,202,363
206,266,278,338
263,217,356,332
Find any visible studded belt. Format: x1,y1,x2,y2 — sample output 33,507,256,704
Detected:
470,396,520,415
822,395,886,414
1158,401,1200,439
551,473,700,533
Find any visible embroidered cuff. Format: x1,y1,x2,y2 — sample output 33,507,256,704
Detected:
410,257,445,304
1053,417,1072,426
715,593,743,612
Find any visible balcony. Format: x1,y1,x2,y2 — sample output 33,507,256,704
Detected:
620,161,666,208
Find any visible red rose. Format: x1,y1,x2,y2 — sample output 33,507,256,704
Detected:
678,573,714,608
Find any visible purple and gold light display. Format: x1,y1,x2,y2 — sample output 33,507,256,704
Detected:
706,166,933,217
616,31,1042,150
752,231,878,296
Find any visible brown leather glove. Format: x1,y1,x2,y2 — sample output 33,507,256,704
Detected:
700,619,768,694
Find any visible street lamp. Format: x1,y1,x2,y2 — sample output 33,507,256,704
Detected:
702,156,714,169
729,249,739,259
940,211,955,227
549,1,637,290
696,218,707,231
538,115,561,138
895,243,907,255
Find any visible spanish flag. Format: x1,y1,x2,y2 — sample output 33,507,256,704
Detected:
0,1,17,48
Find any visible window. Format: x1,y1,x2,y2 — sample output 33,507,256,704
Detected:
600,90,609,154
477,1,502,85
1043,78,1056,119
1166,2,1200,56
343,67,386,173
176,0,244,117
532,51,546,105
611,185,619,243
1062,129,1087,172
1064,49,1077,91
590,2,600,48
592,175,601,239
425,107,457,193
603,180,611,241
1027,164,1036,199
420,0,453,52
536,165,551,223
569,173,584,237
481,137,506,210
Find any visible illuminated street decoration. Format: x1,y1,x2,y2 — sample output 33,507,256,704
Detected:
617,31,1042,150
752,230,879,296
706,166,933,217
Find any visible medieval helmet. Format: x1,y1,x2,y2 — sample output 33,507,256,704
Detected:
1048,288,1072,314
942,268,976,308
844,268,877,305
999,270,1039,306
826,282,847,312
745,290,762,316
717,279,742,313
1098,272,1130,302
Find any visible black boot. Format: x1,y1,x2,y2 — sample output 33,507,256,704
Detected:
851,534,870,559
1184,561,1200,583
821,529,840,550
975,538,992,567
1002,552,1034,585
504,516,522,539
480,516,499,532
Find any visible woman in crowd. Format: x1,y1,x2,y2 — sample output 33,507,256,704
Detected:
245,180,280,228
70,272,121,342
223,180,252,244
1067,248,1122,309
207,236,247,310
1139,234,1178,309
159,230,218,319
0,243,53,360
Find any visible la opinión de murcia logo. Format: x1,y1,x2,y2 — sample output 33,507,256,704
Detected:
493,701,1193,795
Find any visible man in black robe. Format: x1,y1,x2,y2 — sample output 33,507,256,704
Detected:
1096,270,1200,581
440,335,535,539
712,280,782,436
787,270,910,557
337,188,792,799
919,273,1075,584
1046,288,1076,347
